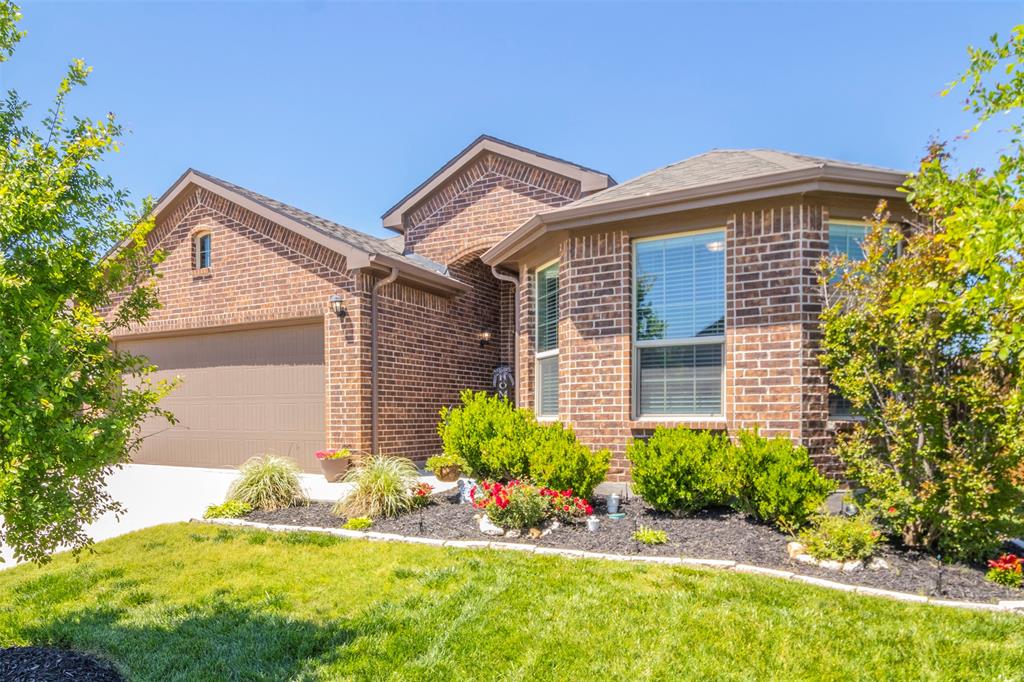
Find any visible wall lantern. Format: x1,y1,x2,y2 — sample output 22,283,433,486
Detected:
329,294,346,319
478,331,492,348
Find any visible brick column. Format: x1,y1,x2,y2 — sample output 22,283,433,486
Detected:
559,230,633,480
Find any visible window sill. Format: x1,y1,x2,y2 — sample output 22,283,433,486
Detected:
629,417,727,430
193,267,213,279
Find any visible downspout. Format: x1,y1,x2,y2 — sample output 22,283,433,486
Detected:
491,265,520,405
371,266,400,455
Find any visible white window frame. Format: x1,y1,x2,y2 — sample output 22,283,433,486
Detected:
194,231,212,270
631,228,727,420
534,258,559,420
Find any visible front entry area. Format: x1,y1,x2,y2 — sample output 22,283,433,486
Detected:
118,322,325,472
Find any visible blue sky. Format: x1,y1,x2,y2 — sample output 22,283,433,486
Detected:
4,2,1022,238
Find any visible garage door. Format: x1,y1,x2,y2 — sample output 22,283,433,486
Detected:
119,323,325,472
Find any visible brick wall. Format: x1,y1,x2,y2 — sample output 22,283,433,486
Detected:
514,202,839,480
109,185,367,459
403,152,582,265
373,254,502,461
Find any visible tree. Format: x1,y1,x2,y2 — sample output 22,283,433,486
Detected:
819,27,1024,561
0,2,172,563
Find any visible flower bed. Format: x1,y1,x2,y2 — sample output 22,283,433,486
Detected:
244,491,1022,604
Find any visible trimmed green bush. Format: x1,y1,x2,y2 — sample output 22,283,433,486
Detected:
227,455,307,512
439,390,534,480
799,514,881,562
527,422,610,498
343,517,373,531
626,427,733,514
438,390,610,497
732,430,835,532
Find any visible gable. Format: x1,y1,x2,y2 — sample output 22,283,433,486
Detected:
127,186,354,336
401,151,589,265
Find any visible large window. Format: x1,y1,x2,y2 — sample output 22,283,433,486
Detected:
634,230,725,416
535,261,559,419
828,220,868,418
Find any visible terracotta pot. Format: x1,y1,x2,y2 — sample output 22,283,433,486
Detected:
319,457,351,482
434,464,461,483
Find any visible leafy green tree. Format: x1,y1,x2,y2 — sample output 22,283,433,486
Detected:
0,2,173,563
819,27,1024,561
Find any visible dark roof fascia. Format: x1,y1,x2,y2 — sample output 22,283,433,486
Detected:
482,166,908,266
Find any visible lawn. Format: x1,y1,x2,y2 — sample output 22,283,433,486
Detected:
0,524,1021,681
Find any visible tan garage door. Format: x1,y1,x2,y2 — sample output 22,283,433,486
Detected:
120,323,325,472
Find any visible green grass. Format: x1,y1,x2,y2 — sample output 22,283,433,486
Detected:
0,524,1021,681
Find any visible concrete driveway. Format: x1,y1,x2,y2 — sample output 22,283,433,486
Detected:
1,463,455,569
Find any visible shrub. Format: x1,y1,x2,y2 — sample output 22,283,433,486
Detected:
633,526,668,545
527,422,610,499
626,427,733,514
799,514,881,562
439,390,535,480
438,390,610,496
471,480,549,530
343,517,373,531
732,430,834,532
227,455,307,512
335,455,420,518
986,554,1023,589
202,500,252,519
539,487,593,522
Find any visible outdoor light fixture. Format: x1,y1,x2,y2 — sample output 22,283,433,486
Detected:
329,294,346,318
478,331,492,347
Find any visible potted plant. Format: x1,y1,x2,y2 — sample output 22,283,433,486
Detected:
425,453,463,482
315,449,352,482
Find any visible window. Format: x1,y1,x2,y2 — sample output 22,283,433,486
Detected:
194,232,212,270
828,220,868,418
634,230,725,416
535,261,559,418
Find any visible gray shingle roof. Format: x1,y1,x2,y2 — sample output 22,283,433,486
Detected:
189,170,449,275
568,149,908,209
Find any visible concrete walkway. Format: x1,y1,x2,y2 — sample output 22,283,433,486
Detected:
1,463,456,569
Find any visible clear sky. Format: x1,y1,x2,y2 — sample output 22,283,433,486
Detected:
4,1,1022,238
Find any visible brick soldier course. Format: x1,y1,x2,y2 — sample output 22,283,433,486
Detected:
113,137,907,479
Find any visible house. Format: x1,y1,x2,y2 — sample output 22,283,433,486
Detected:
114,135,907,479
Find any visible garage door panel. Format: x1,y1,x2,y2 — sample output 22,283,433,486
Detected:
122,324,325,472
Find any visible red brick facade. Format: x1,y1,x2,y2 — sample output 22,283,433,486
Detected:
513,203,842,480
115,143,879,479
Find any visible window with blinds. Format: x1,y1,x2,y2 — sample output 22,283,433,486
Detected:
634,230,725,416
828,220,868,419
535,261,559,418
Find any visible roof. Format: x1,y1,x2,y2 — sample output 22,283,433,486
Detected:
568,149,907,210
380,134,615,232
483,148,909,266
151,169,467,295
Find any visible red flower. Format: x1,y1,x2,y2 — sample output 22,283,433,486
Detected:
887,507,897,514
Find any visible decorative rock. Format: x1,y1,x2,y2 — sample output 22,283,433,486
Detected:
786,541,806,559
539,520,560,538
504,528,522,539
478,516,504,536
841,560,863,572
528,528,542,539
794,553,818,565
818,559,843,571
868,558,890,571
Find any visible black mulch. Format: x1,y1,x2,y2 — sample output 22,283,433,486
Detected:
244,492,1023,604
0,647,124,682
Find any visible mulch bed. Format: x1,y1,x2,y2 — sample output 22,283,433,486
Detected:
0,647,124,682
244,492,1023,604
